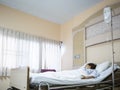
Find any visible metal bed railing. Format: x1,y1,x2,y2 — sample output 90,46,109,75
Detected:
38,78,120,90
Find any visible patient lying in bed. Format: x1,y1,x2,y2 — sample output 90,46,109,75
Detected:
80,63,99,79
30,63,99,83
30,61,119,85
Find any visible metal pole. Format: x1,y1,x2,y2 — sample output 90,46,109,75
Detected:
110,18,115,90
104,7,115,90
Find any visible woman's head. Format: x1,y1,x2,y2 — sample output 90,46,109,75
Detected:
85,63,97,69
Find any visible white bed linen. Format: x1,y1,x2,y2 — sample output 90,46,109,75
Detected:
30,64,119,85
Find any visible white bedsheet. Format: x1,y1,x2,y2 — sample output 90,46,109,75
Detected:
30,64,119,85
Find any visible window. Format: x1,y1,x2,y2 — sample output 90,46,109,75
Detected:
0,27,61,76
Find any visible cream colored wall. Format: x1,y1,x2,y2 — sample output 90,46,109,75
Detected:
72,0,120,28
61,0,120,70
114,40,120,63
87,40,120,64
0,4,60,41
60,21,73,70
73,30,84,68
87,42,113,64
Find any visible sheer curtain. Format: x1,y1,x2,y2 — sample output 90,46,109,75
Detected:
42,39,61,71
0,27,61,76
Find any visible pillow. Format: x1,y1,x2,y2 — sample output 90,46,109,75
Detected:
96,61,111,73
41,69,56,73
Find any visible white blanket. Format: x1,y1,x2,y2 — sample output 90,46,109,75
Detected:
30,64,119,85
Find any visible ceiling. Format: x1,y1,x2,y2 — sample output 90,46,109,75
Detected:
0,0,102,24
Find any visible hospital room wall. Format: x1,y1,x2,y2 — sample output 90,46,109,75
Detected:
0,4,60,90
0,0,120,90
0,4,61,41
87,40,120,64
83,2,120,64
61,0,120,70
73,30,85,68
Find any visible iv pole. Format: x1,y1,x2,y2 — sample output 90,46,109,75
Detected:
110,12,115,90
104,7,115,90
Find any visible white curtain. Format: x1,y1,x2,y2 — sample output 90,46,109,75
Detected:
0,27,61,76
42,39,61,71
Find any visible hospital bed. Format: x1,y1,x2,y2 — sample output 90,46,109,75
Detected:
9,61,120,90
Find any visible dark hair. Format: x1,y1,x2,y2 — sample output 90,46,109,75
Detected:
87,63,96,69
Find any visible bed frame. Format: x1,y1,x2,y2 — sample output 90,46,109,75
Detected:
30,67,120,90
9,64,120,90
